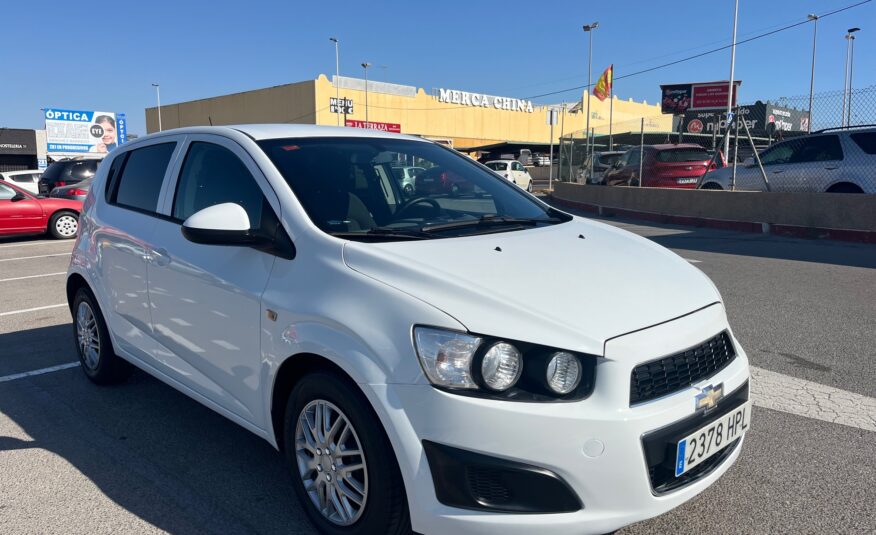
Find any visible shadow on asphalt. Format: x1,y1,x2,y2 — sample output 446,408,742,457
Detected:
0,325,316,535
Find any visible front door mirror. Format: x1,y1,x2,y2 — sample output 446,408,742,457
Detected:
181,203,255,245
11,192,27,202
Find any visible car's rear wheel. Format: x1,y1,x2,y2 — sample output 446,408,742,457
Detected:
527,180,533,192
72,288,132,385
49,211,78,239
285,372,410,535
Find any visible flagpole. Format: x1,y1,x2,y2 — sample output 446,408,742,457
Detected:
608,65,614,151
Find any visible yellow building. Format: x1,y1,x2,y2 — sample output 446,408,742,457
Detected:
145,74,670,150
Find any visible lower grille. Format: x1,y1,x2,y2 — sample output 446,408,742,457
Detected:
466,467,512,504
631,331,736,405
648,438,740,493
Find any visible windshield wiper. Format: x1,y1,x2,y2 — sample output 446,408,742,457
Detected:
421,215,562,234
330,227,433,241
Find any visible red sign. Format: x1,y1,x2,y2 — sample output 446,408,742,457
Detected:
691,82,738,110
345,120,401,133
687,119,704,133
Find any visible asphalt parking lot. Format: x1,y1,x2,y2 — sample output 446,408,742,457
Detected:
1,209,874,534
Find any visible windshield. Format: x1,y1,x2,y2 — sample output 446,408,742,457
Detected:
655,148,710,163
258,137,567,241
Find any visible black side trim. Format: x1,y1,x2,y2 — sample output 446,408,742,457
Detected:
422,440,582,514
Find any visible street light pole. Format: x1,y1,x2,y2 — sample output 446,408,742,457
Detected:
151,83,162,132
330,37,340,126
846,28,860,126
361,62,372,125
806,14,818,133
582,22,598,177
724,0,739,159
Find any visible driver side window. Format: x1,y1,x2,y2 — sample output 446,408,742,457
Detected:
759,143,795,166
0,183,17,200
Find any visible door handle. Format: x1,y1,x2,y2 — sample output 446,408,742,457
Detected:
772,170,784,174
144,248,171,266
824,166,839,170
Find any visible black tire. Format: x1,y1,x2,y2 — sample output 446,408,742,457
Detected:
526,180,533,192
826,183,863,193
284,372,410,535
72,287,132,385
701,182,723,190
48,210,79,239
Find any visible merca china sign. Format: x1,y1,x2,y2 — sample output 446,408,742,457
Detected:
437,88,534,113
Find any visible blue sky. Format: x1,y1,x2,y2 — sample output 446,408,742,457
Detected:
3,0,873,135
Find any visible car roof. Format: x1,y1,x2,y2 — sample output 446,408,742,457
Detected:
484,160,514,164
648,143,707,150
134,124,432,143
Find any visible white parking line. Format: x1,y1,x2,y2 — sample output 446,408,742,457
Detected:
0,240,71,249
0,253,71,262
0,304,67,317
0,272,67,283
0,362,79,383
751,366,876,432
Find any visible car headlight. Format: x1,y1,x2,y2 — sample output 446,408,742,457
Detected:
480,342,522,391
545,352,582,394
414,326,596,401
414,327,482,389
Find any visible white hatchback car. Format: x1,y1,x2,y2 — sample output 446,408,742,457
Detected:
0,169,43,195
484,160,534,191
67,125,750,535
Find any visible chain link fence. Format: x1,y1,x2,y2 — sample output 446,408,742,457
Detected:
559,86,876,193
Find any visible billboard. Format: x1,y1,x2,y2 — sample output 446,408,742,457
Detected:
44,108,128,157
345,120,401,133
660,82,740,114
676,101,810,138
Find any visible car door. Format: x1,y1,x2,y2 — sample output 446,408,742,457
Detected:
511,161,528,186
0,183,44,234
748,141,797,191
95,138,183,359
782,135,843,192
146,135,282,425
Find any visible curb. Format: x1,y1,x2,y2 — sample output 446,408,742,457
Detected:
549,195,876,245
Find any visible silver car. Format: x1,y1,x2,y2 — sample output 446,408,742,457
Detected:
700,127,876,193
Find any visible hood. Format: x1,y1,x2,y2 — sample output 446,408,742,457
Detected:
343,217,721,357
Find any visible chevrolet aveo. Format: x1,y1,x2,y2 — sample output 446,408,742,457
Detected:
66,125,751,535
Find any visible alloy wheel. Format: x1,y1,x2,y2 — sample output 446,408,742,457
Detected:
295,399,368,526
76,302,100,370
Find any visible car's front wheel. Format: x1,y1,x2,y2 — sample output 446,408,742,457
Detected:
285,371,410,535
527,180,533,192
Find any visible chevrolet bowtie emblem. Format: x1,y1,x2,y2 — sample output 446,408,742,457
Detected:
695,383,724,412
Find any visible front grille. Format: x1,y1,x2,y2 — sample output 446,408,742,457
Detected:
648,438,740,494
630,331,736,405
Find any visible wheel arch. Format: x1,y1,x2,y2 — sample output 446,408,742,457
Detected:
66,272,90,313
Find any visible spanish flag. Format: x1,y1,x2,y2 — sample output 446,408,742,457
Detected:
593,64,613,101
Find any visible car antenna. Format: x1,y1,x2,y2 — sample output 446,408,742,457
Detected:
208,116,214,126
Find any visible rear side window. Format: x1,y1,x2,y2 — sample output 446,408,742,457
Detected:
485,162,507,171
791,135,843,163
172,142,264,227
850,132,876,155
40,162,63,180
600,154,622,166
111,143,176,213
655,148,710,162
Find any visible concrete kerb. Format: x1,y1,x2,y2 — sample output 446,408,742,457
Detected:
549,183,876,244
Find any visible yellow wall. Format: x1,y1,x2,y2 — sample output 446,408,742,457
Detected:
145,75,671,148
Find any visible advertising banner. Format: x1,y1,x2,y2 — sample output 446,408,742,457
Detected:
345,120,401,133
660,84,693,115
677,101,810,138
660,82,740,114
691,83,738,110
44,108,127,157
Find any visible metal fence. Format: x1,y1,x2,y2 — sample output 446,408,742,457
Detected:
558,86,876,193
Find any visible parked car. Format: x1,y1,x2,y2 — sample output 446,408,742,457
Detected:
390,166,425,195
38,158,99,195
699,127,876,193
603,144,724,188
484,160,534,191
67,125,750,535
531,152,551,166
0,169,43,195
51,176,93,201
414,165,476,195
580,151,626,184
0,180,82,239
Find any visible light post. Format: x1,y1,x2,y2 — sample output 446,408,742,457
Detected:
844,27,860,126
724,0,739,159
361,62,372,125
806,14,818,133
151,83,162,132
330,37,340,126
582,22,598,176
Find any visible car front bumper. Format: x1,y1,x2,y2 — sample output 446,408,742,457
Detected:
365,304,750,535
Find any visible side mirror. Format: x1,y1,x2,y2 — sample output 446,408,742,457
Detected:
181,203,255,245
11,192,27,202
743,157,755,167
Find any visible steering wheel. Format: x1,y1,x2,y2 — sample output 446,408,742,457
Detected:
395,197,441,219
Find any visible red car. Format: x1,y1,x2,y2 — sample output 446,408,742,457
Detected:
603,144,725,189
0,180,83,239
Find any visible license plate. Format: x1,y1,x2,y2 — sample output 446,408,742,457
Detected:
675,402,751,476
676,178,698,184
